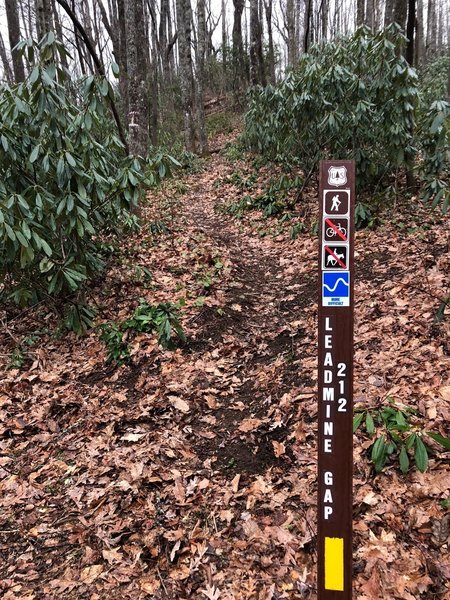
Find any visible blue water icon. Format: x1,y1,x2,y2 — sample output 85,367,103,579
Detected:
323,271,350,298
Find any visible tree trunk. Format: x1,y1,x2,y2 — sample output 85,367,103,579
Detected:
447,53,450,101
197,0,208,154
373,0,382,30
426,0,437,58
393,0,408,29
232,0,246,90
405,0,416,65
436,0,444,53
5,0,25,82
287,0,296,65
304,0,312,52
264,0,276,83
116,0,129,118
384,0,394,26
125,0,149,156
356,0,365,27
50,0,68,68
0,31,14,84
221,0,227,77
415,0,424,65
176,0,196,150
249,0,265,85
147,0,159,145
365,0,374,30
295,0,302,55
35,0,53,38
321,0,328,39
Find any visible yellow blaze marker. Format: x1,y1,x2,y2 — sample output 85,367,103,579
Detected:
325,537,344,591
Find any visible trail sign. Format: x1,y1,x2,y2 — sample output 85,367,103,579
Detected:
322,272,350,307
323,245,348,270
324,218,348,243
318,161,355,599
324,190,350,216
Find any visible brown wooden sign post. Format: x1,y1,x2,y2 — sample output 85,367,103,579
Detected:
317,160,355,599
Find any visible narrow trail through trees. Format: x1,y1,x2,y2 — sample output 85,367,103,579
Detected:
177,154,317,475
1,145,449,598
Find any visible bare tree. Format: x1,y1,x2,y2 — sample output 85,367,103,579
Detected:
356,0,365,26
176,0,196,149
304,0,312,52
197,0,208,153
249,0,266,84
55,0,128,150
221,0,227,75
0,31,14,83
405,0,416,64
232,0,246,90
264,0,276,82
426,0,437,57
384,0,394,26
321,0,329,39
125,0,149,156
5,0,25,82
365,0,374,30
35,0,53,38
393,0,408,28
286,0,296,65
415,0,425,64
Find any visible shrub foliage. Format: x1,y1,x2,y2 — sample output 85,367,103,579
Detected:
244,26,449,210
0,35,174,305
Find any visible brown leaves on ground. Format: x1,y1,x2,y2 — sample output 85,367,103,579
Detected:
0,133,449,598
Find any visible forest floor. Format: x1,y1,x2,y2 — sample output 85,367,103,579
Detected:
1,129,449,600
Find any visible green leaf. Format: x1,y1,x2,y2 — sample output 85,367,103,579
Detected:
426,432,450,450
5,223,16,241
40,238,53,257
354,412,364,433
395,410,408,428
414,436,429,473
405,433,416,450
399,445,409,474
16,231,29,247
111,62,120,77
430,112,444,134
100,79,109,97
365,412,375,435
29,66,40,84
30,145,40,163
65,152,76,167
371,434,386,463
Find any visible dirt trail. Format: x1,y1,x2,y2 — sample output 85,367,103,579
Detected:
177,154,317,475
1,144,449,599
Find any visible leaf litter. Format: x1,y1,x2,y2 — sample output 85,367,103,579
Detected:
0,134,449,598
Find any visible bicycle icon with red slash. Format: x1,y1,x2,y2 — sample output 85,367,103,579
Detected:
323,217,349,243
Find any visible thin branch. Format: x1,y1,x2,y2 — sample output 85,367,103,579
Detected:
54,0,129,154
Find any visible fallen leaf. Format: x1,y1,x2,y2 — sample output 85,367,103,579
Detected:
169,395,190,413
272,440,286,457
120,432,145,442
238,417,263,432
79,564,103,584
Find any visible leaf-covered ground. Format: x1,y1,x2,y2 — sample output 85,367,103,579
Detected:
1,132,449,599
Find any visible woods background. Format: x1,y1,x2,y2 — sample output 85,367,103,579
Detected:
1,0,449,156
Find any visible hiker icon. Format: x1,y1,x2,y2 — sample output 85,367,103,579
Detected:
324,190,349,215
330,195,341,211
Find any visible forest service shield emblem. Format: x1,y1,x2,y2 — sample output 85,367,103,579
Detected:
328,166,347,186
